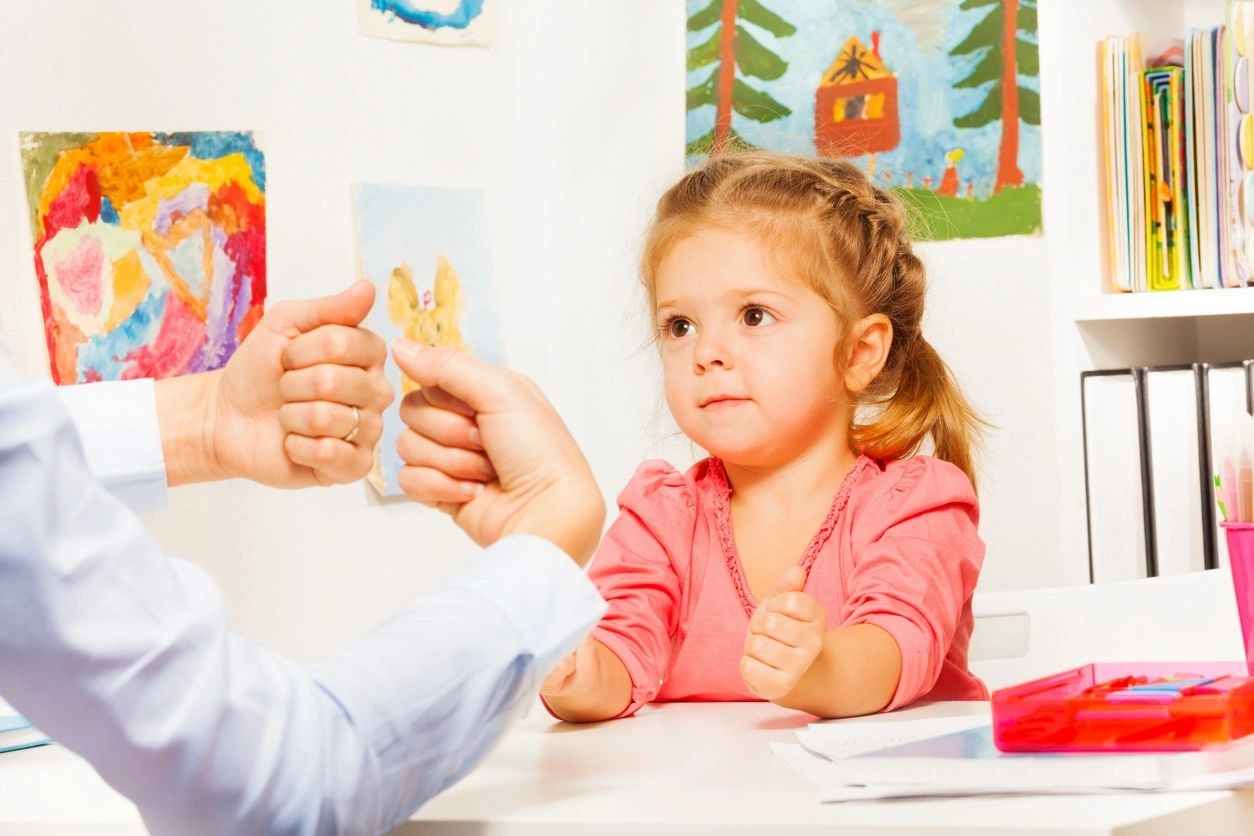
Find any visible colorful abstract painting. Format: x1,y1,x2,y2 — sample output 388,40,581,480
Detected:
357,0,496,47
19,131,266,384
352,183,503,496
685,0,1042,239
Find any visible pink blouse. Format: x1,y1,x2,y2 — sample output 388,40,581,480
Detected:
588,454,988,717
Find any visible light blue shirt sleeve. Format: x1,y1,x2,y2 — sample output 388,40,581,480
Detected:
0,361,606,835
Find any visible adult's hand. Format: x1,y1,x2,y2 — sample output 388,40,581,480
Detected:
391,341,604,564
157,281,394,488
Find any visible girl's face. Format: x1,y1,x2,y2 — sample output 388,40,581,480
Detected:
653,228,854,468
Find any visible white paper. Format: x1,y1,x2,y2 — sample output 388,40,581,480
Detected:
774,727,1254,803
795,714,992,762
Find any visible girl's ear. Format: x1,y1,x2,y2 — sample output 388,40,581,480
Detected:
842,314,892,395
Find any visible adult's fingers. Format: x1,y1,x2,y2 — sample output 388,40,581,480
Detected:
279,401,382,451
397,463,483,506
399,391,483,450
397,428,496,483
413,384,476,419
282,324,387,372
392,339,520,415
268,281,376,336
279,365,393,411
283,435,374,485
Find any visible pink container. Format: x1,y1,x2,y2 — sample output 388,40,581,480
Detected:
990,526,1254,752
1225,522,1254,664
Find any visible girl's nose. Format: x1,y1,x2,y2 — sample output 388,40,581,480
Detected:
693,329,732,372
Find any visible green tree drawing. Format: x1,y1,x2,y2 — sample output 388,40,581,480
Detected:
949,0,1040,191
686,0,797,157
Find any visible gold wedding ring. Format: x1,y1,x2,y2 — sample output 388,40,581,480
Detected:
342,405,361,443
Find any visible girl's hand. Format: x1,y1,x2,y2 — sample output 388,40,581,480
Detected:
540,638,599,698
740,566,827,701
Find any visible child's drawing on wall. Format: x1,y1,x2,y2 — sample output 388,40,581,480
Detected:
386,256,468,396
19,131,267,383
357,0,496,47
352,183,502,495
684,0,1042,240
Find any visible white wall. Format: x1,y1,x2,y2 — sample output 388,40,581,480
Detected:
0,0,691,663
920,237,1063,591
0,0,1149,662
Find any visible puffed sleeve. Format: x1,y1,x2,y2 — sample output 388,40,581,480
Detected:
587,460,696,717
839,457,984,711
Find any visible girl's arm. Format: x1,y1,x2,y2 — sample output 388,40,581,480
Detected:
743,458,983,718
779,623,902,718
540,638,634,723
547,460,693,723
740,568,902,719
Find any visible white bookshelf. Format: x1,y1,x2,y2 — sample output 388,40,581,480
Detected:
1073,287,1254,321
1040,0,1245,586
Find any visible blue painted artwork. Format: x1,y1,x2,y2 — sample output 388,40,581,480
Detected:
685,0,1042,239
358,0,495,46
352,183,504,496
371,0,483,28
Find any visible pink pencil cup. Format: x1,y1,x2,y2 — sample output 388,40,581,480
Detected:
1224,522,1254,663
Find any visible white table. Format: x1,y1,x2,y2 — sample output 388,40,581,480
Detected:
3,701,1252,834
405,700,1254,835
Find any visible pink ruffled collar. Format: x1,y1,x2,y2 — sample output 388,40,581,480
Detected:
708,455,876,615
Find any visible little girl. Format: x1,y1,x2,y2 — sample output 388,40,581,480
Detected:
540,152,988,722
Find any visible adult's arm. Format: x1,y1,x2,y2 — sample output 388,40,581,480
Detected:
55,281,395,514
0,364,605,835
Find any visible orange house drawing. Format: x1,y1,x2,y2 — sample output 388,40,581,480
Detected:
815,32,900,158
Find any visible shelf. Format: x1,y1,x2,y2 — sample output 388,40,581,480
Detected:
1073,287,1254,321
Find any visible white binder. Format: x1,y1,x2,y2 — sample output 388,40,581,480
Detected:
1082,370,1152,583
1202,361,1254,568
1142,366,1208,576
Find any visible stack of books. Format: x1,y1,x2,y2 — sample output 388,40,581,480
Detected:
1099,0,1254,293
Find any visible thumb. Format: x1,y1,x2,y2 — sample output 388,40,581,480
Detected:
270,280,376,335
391,339,512,414
773,564,807,595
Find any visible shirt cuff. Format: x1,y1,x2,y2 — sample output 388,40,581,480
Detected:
57,379,168,514
453,535,607,672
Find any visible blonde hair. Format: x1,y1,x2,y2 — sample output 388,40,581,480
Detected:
641,152,983,489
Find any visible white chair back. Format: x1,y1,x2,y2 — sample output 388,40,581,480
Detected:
969,569,1245,692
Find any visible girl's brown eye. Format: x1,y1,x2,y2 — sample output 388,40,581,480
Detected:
668,318,693,338
743,306,775,326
